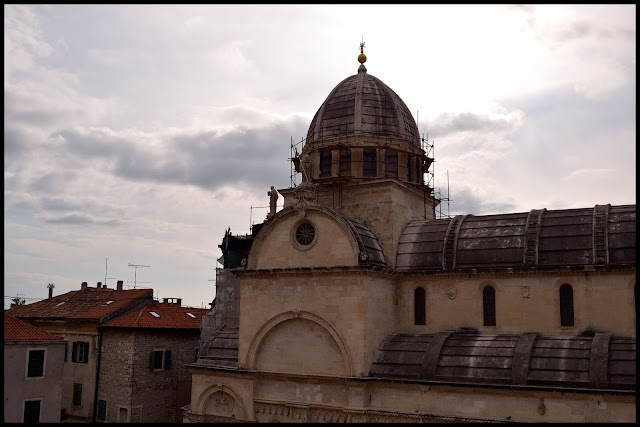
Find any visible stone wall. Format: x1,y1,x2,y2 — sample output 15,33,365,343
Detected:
239,270,396,377
397,269,636,336
188,369,636,423
98,328,200,423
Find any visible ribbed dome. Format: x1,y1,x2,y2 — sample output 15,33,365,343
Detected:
306,65,420,146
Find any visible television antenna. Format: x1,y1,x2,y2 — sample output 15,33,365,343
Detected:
128,263,150,289
104,258,117,287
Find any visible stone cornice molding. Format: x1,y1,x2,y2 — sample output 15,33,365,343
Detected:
253,399,501,423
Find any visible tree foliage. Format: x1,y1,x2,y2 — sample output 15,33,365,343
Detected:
10,297,26,308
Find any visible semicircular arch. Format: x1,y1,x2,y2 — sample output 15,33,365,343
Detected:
246,205,361,270
246,310,353,377
195,384,246,420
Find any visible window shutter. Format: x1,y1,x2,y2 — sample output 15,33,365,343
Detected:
164,350,171,370
97,400,107,421
149,351,156,370
72,342,78,363
82,342,89,363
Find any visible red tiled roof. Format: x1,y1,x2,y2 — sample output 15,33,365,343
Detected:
6,287,153,321
4,312,64,341
103,302,208,329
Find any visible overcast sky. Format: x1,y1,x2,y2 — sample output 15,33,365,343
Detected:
4,4,636,309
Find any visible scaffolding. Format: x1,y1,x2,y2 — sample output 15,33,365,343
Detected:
422,134,451,219
288,126,451,218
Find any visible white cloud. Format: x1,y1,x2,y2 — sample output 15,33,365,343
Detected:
202,40,253,74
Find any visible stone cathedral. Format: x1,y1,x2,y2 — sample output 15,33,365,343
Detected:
184,45,636,423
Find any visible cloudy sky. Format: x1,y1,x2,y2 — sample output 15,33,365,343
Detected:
4,4,636,309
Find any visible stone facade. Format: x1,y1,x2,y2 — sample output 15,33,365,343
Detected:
187,53,635,423
98,328,199,423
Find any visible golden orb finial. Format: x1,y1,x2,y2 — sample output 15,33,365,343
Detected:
358,40,367,64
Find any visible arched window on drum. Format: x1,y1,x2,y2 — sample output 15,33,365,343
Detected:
385,149,397,178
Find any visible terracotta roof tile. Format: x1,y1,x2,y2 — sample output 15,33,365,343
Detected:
4,312,64,341
103,303,209,329
6,287,153,321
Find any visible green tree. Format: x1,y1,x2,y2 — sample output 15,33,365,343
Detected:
10,296,26,308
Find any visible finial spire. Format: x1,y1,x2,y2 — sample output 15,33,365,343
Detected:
358,38,367,64
357,38,367,73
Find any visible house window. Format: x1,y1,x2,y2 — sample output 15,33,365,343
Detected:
73,383,83,406
97,400,107,422
339,148,351,174
72,341,89,363
407,155,413,182
118,407,129,423
415,157,421,183
483,286,496,326
27,349,45,378
363,148,377,177
414,287,426,325
23,399,41,423
150,349,172,370
385,149,397,177
320,151,332,177
560,284,574,326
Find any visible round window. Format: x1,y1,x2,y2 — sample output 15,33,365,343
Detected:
295,222,316,246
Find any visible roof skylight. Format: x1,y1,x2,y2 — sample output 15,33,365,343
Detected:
103,301,114,306
55,302,65,307
149,311,160,318
186,312,196,318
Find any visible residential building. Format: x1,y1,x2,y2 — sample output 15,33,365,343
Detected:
7,281,153,422
98,299,208,423
4,311,66,423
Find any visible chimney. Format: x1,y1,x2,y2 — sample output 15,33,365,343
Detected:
177,298,182,306
102,284,107,289
97,282,102,288
47,283,54,299
163,298,169,304
81,281,88,290
117,280,123,291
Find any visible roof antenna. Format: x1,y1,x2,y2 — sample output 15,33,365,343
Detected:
104,258,116,288
128,263,150,289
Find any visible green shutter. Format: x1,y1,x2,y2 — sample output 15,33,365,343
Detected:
72,342,78,363
97,399,107,421
164,350,171,370
149,351,156,370
82,342,89,363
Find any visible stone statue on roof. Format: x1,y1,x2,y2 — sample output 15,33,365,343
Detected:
267,186,279,219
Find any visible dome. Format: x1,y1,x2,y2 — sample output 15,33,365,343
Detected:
306,64,420,146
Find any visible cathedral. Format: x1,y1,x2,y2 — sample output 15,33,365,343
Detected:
184,45,636,423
